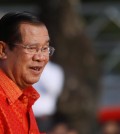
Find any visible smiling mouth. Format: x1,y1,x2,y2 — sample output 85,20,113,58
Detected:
30,66,42,71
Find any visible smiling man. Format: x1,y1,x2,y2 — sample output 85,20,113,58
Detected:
0,12,55,134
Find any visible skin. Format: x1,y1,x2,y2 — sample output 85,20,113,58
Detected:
49,123,68,134
0,23,49,89
101,121,120,134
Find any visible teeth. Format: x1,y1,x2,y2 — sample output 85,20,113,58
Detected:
35,67,37,70
33,67,40,71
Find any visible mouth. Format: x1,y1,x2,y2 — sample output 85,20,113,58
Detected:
29,66,44,75
30,66,41,71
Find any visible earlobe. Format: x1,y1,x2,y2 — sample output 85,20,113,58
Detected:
0,53,7,59
0,41,7,59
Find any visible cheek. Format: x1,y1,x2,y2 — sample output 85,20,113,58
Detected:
15,55,31,71
21,54,32,63
44,58,49,68
46,58,49,64
46,56,49,63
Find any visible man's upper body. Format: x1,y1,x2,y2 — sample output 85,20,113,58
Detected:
0,11,55,134
0,69,40,134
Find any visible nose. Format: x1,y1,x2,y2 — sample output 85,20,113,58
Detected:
32,52,48,62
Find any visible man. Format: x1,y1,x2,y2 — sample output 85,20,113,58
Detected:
0,12,55,134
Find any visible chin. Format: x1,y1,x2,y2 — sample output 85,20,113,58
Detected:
30,78,40,84
25,73,41,85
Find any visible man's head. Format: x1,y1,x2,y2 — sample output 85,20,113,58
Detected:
0,12,45,50
0,12,54,89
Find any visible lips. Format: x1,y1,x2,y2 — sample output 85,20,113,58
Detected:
30,66,42,71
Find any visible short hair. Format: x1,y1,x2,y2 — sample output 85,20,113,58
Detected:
0,11,44,50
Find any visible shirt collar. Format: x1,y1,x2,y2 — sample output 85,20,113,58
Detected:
0,69,40,105
22,86,40,109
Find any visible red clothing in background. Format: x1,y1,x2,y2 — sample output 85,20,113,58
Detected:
0,69,42,134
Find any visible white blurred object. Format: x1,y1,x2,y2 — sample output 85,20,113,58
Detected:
32,61,64,117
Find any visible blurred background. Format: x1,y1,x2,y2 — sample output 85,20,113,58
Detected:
1,0,120,133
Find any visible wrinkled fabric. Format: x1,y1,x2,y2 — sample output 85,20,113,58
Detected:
0,69,43,134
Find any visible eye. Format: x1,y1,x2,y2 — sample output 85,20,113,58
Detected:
27,46,37,52
42,46,49,51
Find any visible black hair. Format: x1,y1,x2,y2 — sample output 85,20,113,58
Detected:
0,11,44,50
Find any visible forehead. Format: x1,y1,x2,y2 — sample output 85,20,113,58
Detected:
19,23,49,43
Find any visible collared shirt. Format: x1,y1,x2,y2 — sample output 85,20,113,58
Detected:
0,69,43,134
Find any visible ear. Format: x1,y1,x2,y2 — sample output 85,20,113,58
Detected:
0,41,7,59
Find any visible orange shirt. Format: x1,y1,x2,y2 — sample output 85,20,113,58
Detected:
0,69,44,134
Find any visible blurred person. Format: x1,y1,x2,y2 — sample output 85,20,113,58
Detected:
100,121,120,134
48,122,68,134
48,121,78,134
48,112,79,134
47,112,68,134
67,128,79,134
68,131,78,134
0,11,55,134
33,61,64,131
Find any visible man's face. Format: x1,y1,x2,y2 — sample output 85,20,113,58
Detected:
2,23,49,89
